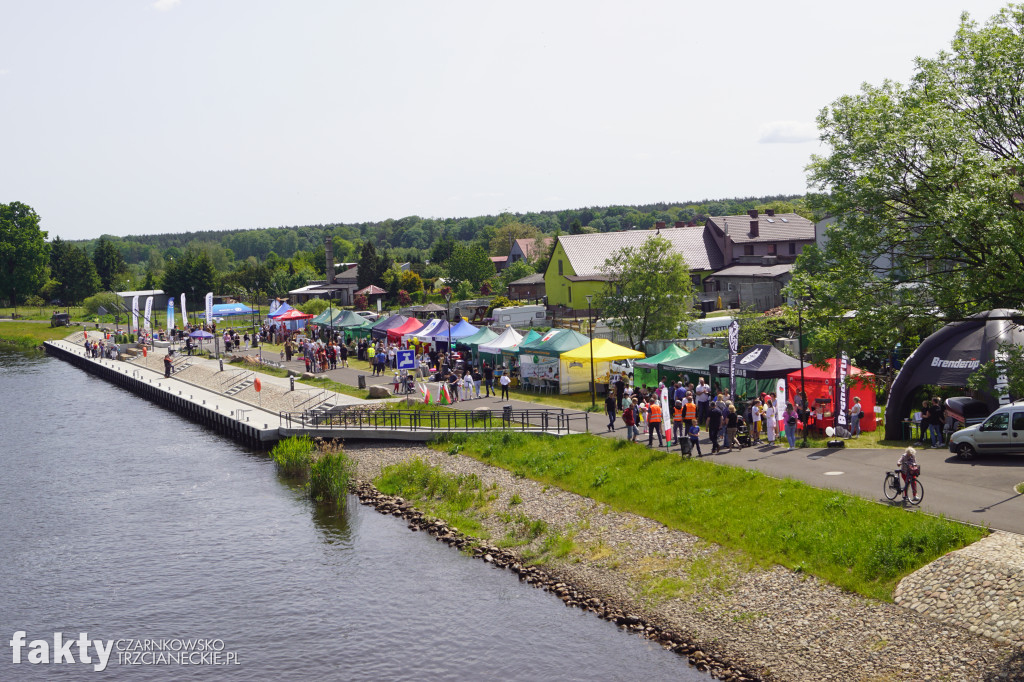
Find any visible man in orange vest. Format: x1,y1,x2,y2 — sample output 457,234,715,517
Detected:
647,398,664,447
672,400,685,444
683,397,698,431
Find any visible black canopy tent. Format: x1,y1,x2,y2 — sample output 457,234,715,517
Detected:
709,344,805,400
883,309,1024,440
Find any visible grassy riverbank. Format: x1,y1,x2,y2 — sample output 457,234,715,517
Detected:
426,432,985,601
0,321,81,348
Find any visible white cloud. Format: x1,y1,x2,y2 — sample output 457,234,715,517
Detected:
758,120,818,144
152,0,181,11
0,69,10,76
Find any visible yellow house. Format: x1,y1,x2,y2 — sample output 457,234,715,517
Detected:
543,226,724,309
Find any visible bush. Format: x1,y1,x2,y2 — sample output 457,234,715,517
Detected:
82,292,122,316
486,296,518,317
297,299,330,316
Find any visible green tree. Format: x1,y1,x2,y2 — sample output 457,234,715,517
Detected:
488,221,541,257
161,250,217,299
799,5,1024,365
357,241,380,289
595,235,695,350
0,202,49,307
447,243,495,290
51,239,100,304
399,269,424,294
92,236,127,291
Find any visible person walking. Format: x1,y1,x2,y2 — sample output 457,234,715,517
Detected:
605,390,618,432
707,401,723,454
499,371,511,401
622,397,638,442
782,402,799,451
472,368,482,399
647,398,664,447
483,362,494,397
726,405,740,451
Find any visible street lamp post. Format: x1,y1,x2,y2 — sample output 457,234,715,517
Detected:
798,298,809,449
586,295,595,408
444,291,452,367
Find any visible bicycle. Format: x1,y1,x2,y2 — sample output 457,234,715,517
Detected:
883,468,924,505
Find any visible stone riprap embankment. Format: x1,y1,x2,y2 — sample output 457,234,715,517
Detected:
344,442,1019,682
896,531,1024,646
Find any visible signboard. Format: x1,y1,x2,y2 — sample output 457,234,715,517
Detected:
728,320,739,399
396,349,416,370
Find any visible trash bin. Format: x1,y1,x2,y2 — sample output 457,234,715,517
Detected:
358,375,366,389
502,405,512,422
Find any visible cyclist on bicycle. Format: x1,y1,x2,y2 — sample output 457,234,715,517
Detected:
896,446,919,500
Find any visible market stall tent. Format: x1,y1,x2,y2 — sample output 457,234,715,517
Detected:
709,344,805,400
386,317,425,344
786,359,878,431
657,347,730,389
408,318,445,348
332,310,370,328
442,319,480,349
344,319,374,341
517,328,590,393
479,327,525,366
560,339,645,393
500,329,540,365
370,314,409,340
456,327,500,359
633,344,689,389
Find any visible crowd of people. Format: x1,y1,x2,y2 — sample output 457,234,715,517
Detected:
602,377,805,454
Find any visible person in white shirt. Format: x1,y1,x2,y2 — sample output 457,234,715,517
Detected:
765,398,777,445
694,378,711,425
499,372,511,401
850,396,864,436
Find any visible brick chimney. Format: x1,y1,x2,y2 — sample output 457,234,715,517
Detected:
655,221,666,230
765,209,775,217
747,209,758,219
325,236,335,283
674,221,685,228
749,220,759,238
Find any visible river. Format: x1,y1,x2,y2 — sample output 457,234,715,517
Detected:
0,349,705,680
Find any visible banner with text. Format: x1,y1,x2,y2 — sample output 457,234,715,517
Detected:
143,296,153,331
131,295,139,334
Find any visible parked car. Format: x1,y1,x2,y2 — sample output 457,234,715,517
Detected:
949,401,1024,460
50,312,70,327
355,311,379,322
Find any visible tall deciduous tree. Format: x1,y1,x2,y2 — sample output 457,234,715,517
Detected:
0,202,49,306
488,221,541,257
447,243,495,290
799,5,1024,362
51,237,100,304
595,235,695,350
92,236,127,291
161,250,217,299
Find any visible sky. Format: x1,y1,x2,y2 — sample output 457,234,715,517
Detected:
0,0,1014,241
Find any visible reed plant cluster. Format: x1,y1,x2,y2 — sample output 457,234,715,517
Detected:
270,436,353,510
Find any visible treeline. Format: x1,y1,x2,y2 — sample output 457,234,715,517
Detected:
70,194,810,267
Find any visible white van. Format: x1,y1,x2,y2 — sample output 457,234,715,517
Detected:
949,401,1024,460
492,304,548,327
684,316,735,337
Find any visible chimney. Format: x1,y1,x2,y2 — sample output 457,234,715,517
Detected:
674,221,685,228
765,209,775,217
655,221,666,230
747,209,758,219
325,236,335,283
749,220,759,238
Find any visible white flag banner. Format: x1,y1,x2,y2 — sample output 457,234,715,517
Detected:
166,298,175,333
131,295,139,333
205,292,214,325
180,293,188,329
143,296,153,331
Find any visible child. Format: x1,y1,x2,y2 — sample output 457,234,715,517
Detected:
688,423,702,457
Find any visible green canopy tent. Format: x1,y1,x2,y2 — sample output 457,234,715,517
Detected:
633,344,689,389
516,328,590,394
343,319,374,341
500,329,540,366
332,310,372,328
657,347,730,391
455,326,499,361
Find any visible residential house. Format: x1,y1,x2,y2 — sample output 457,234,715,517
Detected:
508,237,553,265
543,224,724,312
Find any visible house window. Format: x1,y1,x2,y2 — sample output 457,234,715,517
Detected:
558,260,563,275
568,287,572,303
743,244,754,256
727,282,734,292
789,242,796,255
691,274,701,286
767,243,777,255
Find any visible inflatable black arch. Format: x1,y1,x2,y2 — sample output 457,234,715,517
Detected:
884,309,1024,440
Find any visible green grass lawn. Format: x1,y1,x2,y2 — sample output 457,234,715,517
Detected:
431,431,986,600
0,321,83,347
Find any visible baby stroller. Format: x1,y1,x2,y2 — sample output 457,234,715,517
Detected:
735,419,751,448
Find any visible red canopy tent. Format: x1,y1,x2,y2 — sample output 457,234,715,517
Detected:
785,359,878,431
387,317,425,344
274,307,315,332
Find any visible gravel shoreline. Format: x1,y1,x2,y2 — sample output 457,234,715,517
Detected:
344,441,1018,682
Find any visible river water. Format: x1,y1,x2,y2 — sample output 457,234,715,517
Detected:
0,349,705,680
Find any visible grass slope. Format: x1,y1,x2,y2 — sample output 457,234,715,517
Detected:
432,432,986,600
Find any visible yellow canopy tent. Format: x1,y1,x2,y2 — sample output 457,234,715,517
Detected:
560,339,645,392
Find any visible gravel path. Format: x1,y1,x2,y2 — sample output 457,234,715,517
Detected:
344,442,1019,682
